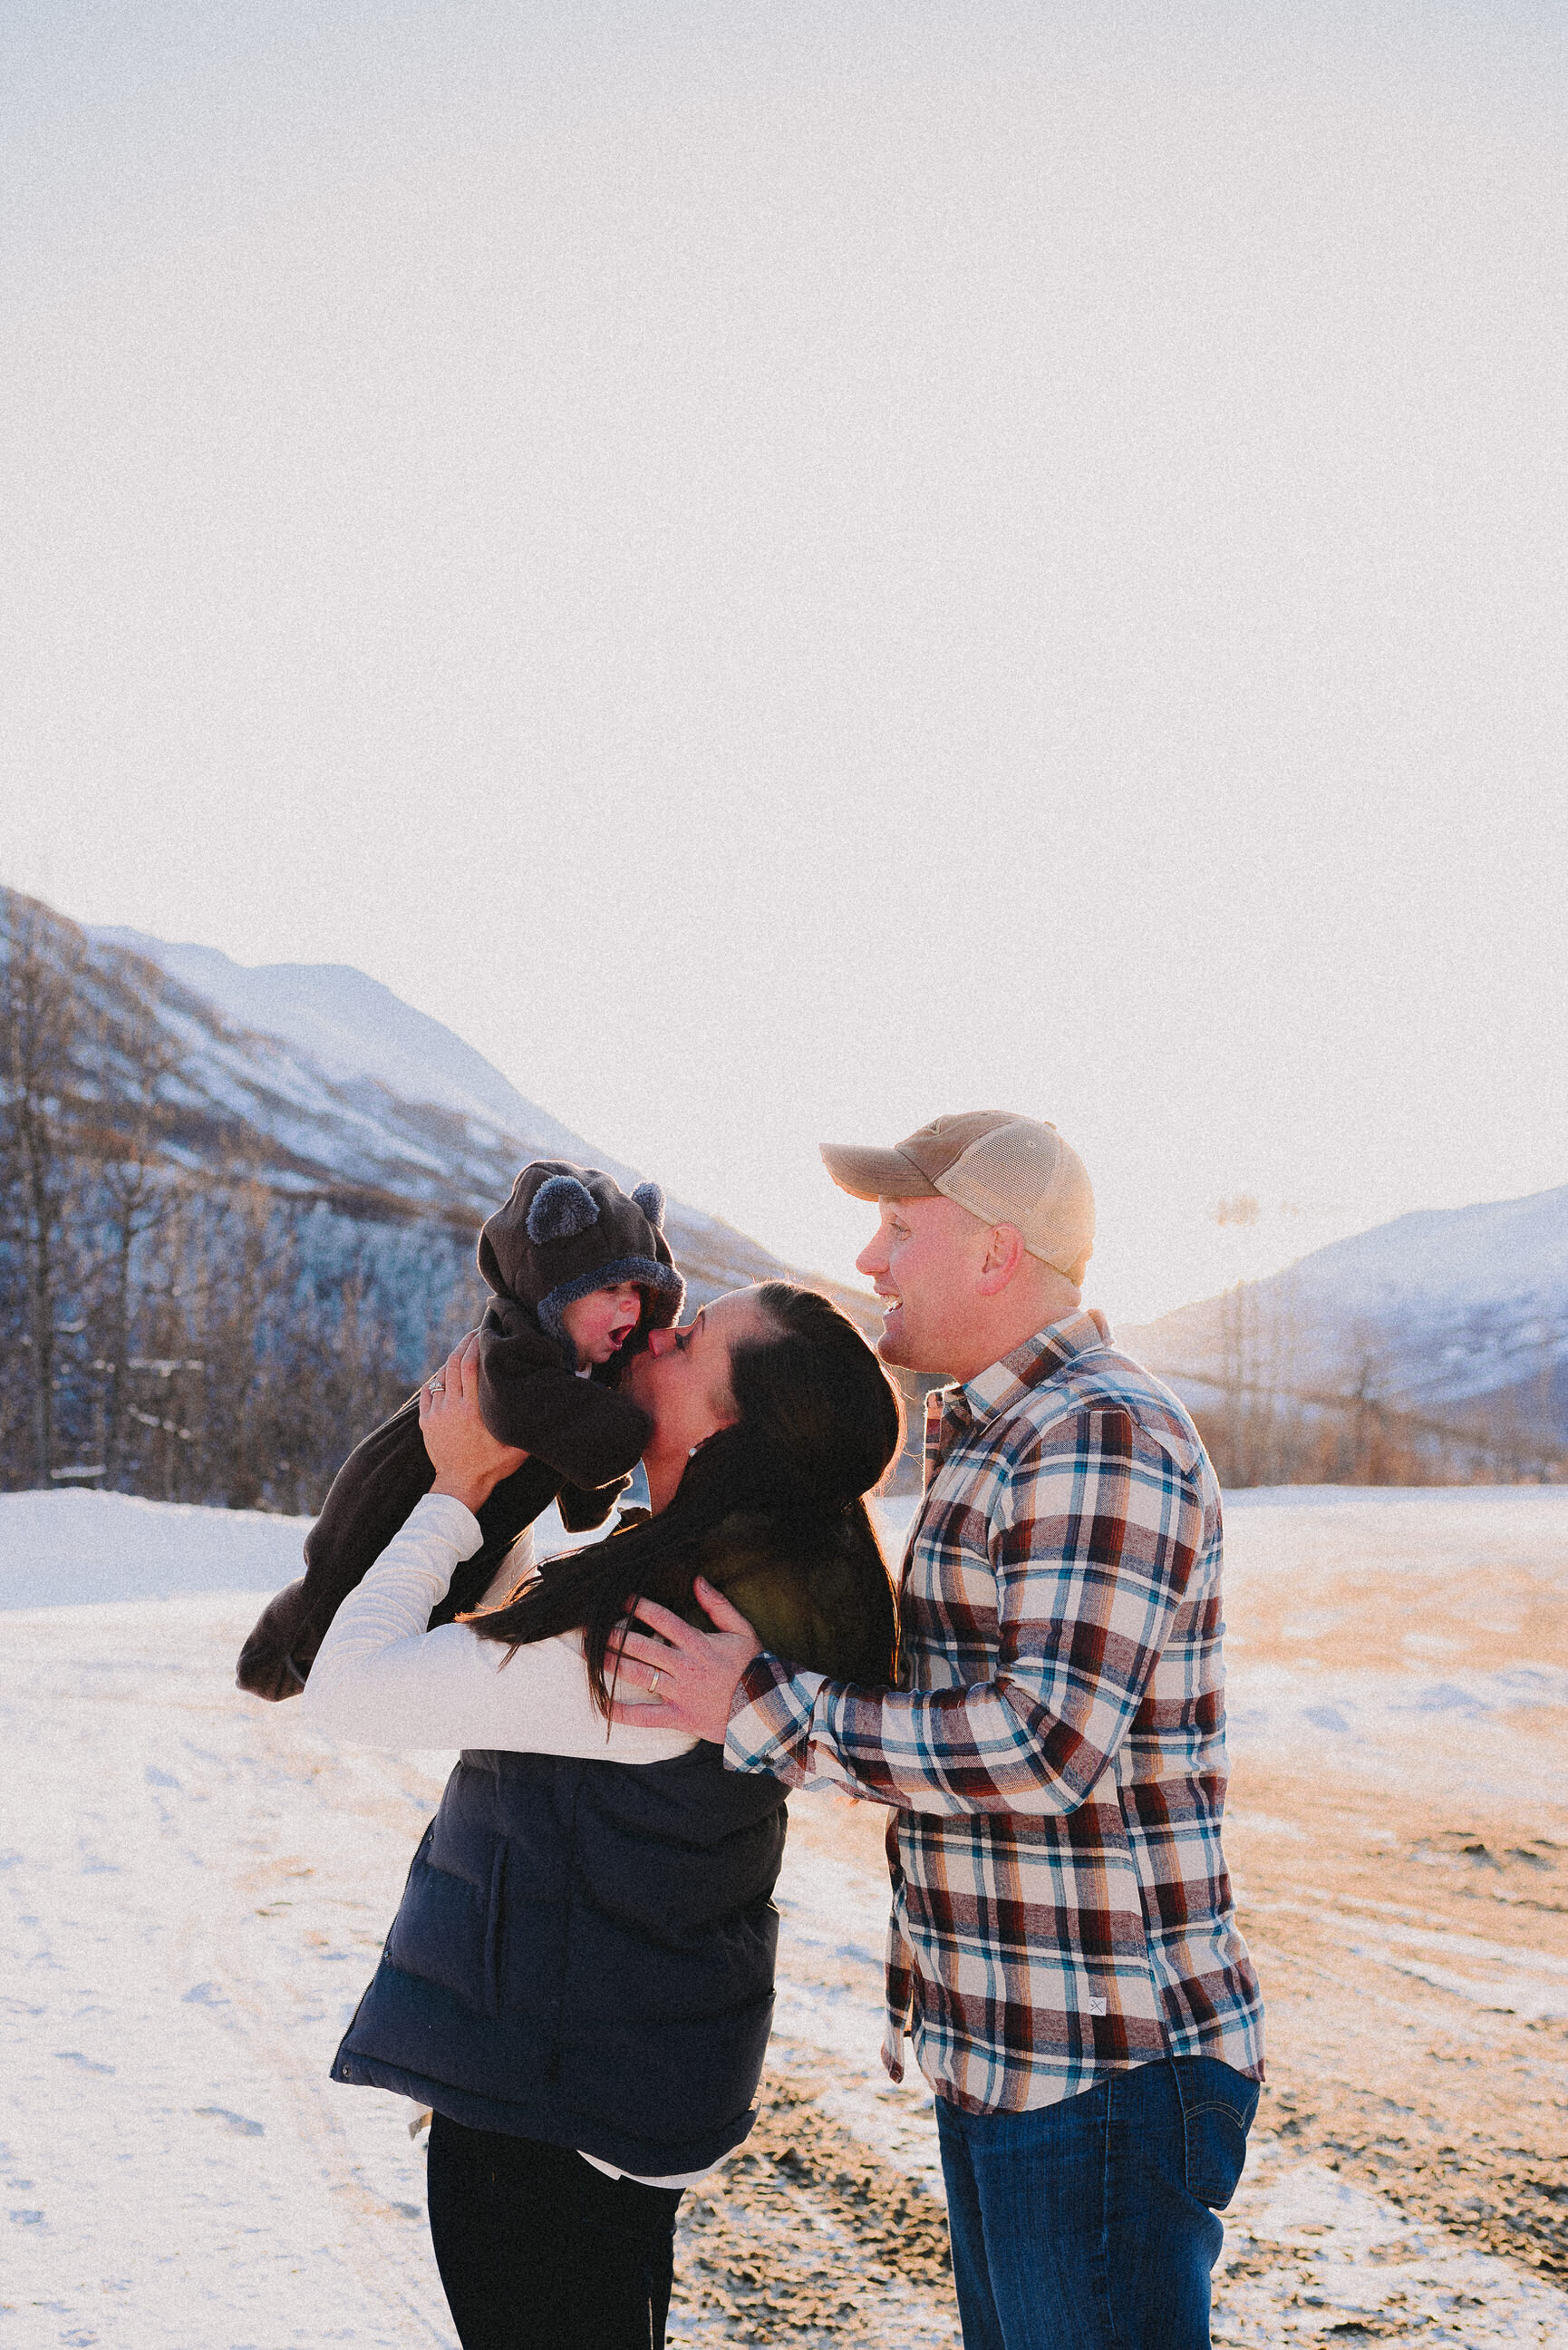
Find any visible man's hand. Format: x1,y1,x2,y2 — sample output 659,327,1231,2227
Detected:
420,1334,528,1513
607,1578,762,1743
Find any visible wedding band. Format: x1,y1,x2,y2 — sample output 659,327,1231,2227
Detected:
428,1378,443,1393
648,1669,662,1695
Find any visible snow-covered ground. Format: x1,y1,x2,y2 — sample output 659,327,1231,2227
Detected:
0,1491,315,1611
4,1488,1565,2346
1220,1484,1568,1813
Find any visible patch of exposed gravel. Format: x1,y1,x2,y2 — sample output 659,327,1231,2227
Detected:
669,2064,958,2347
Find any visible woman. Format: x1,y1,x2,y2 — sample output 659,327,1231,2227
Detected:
303,1280,901,2350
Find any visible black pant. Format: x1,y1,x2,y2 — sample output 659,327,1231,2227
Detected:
426,2112,683,2350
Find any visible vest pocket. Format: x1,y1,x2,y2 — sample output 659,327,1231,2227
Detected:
384,1841,508,2022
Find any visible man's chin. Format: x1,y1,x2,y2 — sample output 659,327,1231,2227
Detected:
876,1311,915,1370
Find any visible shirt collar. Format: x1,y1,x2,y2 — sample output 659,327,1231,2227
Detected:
956,1306,1112,1428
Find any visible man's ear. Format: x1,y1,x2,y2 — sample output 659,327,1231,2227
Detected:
974,1223,1027,1296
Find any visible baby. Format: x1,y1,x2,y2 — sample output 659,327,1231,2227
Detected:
236,1160,683,1702
557,1280,645,1366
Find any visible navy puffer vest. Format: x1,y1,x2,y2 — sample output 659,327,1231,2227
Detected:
332,1742,788,2176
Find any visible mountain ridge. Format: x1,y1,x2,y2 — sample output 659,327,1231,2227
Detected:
90,927,629,1175
1124,1180,1568,1465
82,917,867,1324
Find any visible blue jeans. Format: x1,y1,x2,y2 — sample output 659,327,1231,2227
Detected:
935,2056,1260,2350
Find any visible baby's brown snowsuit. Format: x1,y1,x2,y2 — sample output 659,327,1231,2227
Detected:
235,1162,682,1701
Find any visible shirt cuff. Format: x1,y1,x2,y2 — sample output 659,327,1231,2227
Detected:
724,1652,828,1782
405,1491,485,1557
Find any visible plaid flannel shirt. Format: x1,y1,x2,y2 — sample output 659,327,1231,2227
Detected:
725,1308,1263,2114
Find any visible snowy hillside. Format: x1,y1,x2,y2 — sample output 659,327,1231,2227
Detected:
2,890,893,1512
1228,1185,1568,1360
92,929,631,1176
1126,1181,1568,1436
83,920,801,1308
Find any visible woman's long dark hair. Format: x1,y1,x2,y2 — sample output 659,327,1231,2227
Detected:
462,1282,903,1713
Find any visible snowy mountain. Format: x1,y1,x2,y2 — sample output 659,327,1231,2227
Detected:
6,886,908,1489
91,930,625,1173
6,889,890,1507
1126,1183,1568,1443
82,921,826,1312
57,910,1568,1433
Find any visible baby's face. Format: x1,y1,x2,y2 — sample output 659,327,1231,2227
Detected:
561,1282,645,1365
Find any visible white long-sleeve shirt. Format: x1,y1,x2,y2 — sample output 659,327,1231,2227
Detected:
300,1491,710,2189
302,1491,695,1764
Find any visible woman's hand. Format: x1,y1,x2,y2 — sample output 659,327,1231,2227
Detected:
419,1333,528,1514
606,1579,762,1743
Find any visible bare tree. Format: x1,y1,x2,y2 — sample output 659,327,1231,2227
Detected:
84,974,189,1487
0,891,85,1485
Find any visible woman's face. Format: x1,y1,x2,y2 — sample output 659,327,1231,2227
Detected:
621,1287,766,1462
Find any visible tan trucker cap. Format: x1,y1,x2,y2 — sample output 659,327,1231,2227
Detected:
820,1112,1095,1284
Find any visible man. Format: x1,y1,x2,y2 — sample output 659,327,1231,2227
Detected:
615,1112,1263,2350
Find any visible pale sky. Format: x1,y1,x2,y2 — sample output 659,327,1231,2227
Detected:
4,2,1565,1324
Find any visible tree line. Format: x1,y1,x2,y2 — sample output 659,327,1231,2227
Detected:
0,889,479,1511
1179,1271,1567,1487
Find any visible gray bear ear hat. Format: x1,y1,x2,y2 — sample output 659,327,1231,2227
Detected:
477,1160,685,1364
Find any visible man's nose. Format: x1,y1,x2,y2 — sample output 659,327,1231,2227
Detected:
648,1325,675,1356
855,1238,887,1277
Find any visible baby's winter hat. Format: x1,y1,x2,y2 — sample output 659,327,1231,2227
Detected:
478,1160,685,1361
